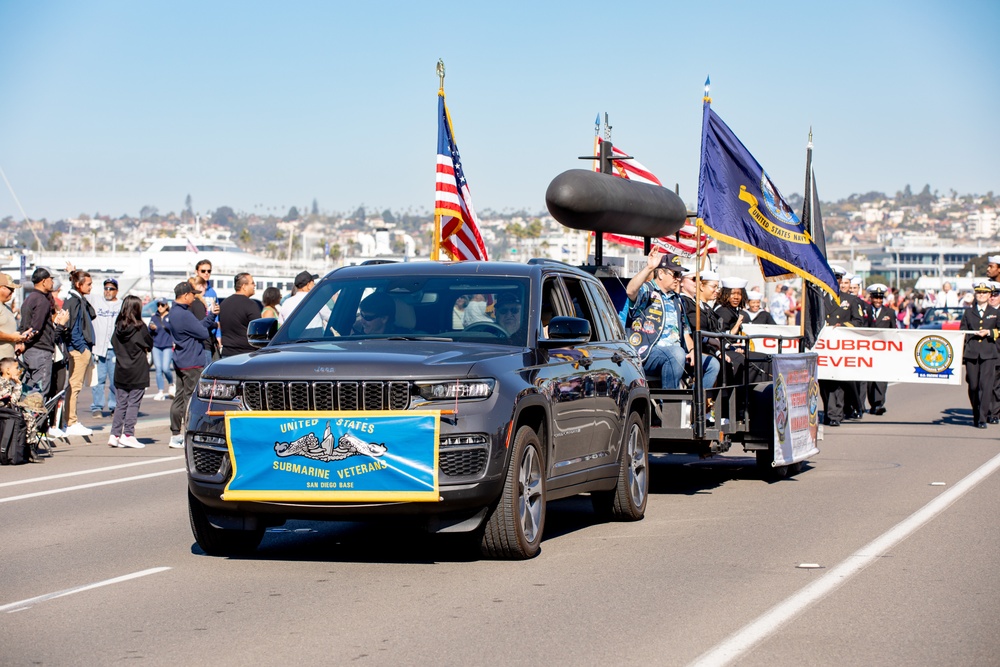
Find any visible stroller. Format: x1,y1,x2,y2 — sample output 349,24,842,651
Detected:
3,354,69,460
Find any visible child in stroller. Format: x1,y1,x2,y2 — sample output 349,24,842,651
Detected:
0,358,53,463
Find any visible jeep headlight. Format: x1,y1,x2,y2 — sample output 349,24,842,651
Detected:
415,379,495,401
197,379,240,401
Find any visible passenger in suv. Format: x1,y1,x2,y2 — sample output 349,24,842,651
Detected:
185,260,650,559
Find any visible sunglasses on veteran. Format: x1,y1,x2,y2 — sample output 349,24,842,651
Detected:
496,305,521,316
359,312,385,321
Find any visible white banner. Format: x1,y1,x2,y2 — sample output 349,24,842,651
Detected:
743,325,967,385
771,354,821,466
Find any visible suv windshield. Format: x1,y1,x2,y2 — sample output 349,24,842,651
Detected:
273,274,531,346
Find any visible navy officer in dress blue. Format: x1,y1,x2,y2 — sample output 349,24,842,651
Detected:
960,280,1000,428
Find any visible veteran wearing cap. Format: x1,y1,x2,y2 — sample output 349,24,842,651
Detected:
0,272,31,361
960,280,1000,428
865,283,897,416
624,249,715,390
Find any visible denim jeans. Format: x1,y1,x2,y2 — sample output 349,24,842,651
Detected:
90,348,117,412
643,344,687,389
22,346,53,398
701,354,720,389
152,346,175,392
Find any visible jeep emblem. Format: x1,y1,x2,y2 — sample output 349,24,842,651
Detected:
314,366,336,373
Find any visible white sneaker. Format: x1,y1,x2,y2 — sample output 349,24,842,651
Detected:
119,435,145,449
65,422,94,437
108,434,121,447
153,392,166,401
168,435,185,449
168,384,176,398
48,426,66,438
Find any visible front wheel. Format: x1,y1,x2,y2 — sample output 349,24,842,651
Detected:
592,412,648,520
188,491,265,557
481,426,545,559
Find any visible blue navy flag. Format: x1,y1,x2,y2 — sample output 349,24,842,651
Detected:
697,104,838,300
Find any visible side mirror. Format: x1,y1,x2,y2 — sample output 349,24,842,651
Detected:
540,316,591,347
247,318,278,349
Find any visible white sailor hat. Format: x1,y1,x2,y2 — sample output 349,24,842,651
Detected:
973,280,994,293
746,290,762,301
699,270,721,282
988,255,1000,265
850,275,862,286
829,264,848,277
721,277,748,290
867,283,888,296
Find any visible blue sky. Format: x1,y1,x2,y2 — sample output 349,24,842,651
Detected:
1,0,997,222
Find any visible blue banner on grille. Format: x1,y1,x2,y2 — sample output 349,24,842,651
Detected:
223,411,440,502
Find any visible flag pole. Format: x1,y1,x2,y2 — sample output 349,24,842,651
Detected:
799,128,813,340
692,76,712,437
431,59,445,261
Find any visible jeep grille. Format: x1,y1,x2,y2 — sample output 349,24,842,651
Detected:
241,381,411,411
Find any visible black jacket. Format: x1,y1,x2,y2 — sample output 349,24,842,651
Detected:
870,305,898,329
219,294,263,357
112,324,154,390
19,289,56,352
961,304,999,361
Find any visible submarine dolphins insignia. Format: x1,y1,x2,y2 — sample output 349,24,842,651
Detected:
274,420,387,462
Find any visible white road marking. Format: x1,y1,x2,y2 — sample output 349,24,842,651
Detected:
0,469,185,504
689,450,1000,667
0,456,185,488
1,567,172,613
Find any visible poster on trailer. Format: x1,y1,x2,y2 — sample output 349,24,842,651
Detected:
771,354,821,467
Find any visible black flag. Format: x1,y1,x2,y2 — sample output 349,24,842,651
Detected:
800,134,829,350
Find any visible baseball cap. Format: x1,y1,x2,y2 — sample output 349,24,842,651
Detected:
656,253,689,273
174,281,196,298
103,277,118,288
0,273,20,289
294,271,318,289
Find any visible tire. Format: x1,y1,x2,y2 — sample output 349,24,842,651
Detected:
592,412,648,521
480,426,545,559
188,491,264,557
755,449,789,481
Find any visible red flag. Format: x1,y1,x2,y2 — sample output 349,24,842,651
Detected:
595,137,717,258
435,94,488,261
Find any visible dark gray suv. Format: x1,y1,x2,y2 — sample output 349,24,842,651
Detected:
186,260,649,559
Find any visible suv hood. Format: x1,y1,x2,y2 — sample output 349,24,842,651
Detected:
203,339,524,381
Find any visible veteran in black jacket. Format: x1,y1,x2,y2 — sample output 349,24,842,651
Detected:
961,281,1000,428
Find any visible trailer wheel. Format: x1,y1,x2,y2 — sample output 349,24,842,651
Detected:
755,450,789,480
592,412,648,520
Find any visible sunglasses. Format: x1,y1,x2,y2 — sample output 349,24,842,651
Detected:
360,312,382,321
497,306,521,315
104,286,118,291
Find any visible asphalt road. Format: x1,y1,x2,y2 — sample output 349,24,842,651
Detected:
1,381,998,666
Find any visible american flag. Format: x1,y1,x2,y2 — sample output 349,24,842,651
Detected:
434,94,488,261
595,137,717,258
